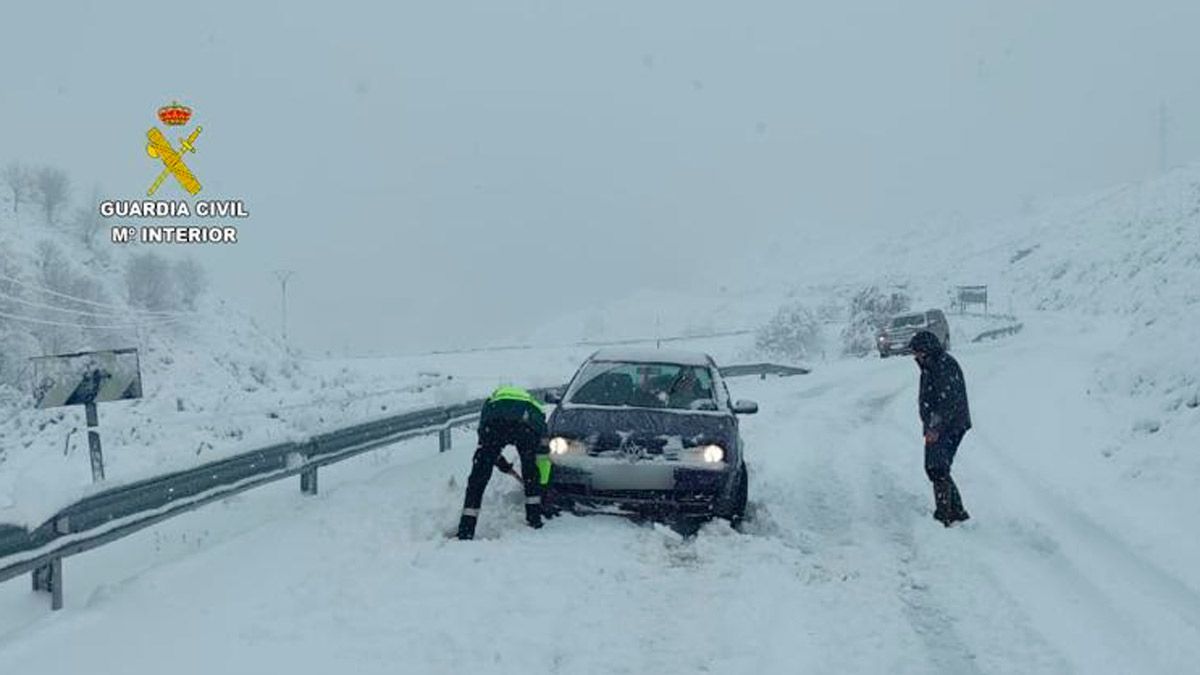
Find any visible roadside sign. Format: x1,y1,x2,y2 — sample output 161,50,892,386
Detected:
29,348,143,484
31,348,143,409
956,285,988,314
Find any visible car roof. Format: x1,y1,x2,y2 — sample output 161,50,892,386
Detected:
588,348,714,367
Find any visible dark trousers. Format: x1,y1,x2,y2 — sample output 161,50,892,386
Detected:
924,428,967,520
458,419,542,538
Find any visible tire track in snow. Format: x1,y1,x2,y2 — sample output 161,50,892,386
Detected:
859,380,1076,674
966,429,1200,671
866,464,984,675
972,429,1200,627
854,385,987,674
905,328,1191,672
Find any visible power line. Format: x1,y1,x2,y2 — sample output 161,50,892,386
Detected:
0,272,189,317
0,289,196,323
0,308,188,330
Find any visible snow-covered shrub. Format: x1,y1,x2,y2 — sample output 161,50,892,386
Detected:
125,251,179,310
173,257,208,310
0,330,40,389
755,301,823,362
816,298,844,324
841,285,911,356
36,240,74,294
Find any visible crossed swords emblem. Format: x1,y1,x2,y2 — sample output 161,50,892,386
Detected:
145,125,203,196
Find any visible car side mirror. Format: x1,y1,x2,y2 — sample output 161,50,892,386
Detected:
543,389,563,405
732,399,758,415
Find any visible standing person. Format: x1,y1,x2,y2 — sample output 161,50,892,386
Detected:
909,330,972,526
457,386,552,540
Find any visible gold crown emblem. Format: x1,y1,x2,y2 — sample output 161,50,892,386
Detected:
157,101,192,126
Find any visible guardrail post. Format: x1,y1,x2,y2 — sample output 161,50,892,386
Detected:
438,426,452,453
300,466,318,495
50,557,62,610
31,558,63,610
32,563,50,592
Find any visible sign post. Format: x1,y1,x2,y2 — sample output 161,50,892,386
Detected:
85,402,104,482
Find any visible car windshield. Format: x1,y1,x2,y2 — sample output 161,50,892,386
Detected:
566,361,716,410
891,314,927,328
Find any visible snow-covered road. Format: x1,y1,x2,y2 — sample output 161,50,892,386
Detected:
1,314,1197,674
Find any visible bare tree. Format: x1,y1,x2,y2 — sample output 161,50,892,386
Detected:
1,162,31,219
32,166,70,226
70,186,104,249
173,257,208,309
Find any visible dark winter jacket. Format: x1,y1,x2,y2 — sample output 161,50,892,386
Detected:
479,392,547,438
911,332,971,434
480,390,548,475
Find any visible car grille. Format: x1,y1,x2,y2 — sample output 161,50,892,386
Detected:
552,484,716,505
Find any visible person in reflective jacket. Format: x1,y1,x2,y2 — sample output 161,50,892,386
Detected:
909,330,972,526
457,386,551,540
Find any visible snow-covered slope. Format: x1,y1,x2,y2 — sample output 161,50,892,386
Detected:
2,159,1199,673
0,210,457,526
2,313,1197,674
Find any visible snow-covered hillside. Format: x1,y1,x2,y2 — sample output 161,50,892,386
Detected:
2,311,1198,674
6,162,1197,529
844,164,1200,495
0,205,467,526
2,160,1199,674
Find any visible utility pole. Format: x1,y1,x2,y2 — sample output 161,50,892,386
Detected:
273,270,294,344
1159,102,1169,173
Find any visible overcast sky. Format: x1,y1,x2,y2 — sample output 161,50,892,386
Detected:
2,1,1198,353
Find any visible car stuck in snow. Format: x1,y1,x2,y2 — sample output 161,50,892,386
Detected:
543,348,756,526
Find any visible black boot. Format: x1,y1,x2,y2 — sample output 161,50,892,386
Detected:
948,482,969,523
525,504,543,529
932,480,955,526
457,514,477,540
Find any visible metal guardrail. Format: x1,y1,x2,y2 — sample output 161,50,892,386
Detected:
971,322,1024,343
0,364,805,611
718,363,811,379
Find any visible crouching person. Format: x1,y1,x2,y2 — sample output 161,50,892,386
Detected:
457,386,551,540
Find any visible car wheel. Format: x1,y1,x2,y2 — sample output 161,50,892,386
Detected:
723,463,749,525
670,515,703,537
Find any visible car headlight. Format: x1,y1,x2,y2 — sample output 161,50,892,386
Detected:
549,437,570,455
701,444,725,463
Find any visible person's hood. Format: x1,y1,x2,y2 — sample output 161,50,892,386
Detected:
908,330,945,356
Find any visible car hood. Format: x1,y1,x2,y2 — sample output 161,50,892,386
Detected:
549,406,736,454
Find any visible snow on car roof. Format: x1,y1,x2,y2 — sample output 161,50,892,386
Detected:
589,348,714,367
